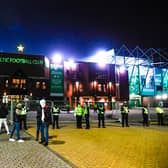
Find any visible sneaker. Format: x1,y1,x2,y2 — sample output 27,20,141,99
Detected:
39,140,45,144
43,142,48,146
17,139,24,143
7,132,10,135
9,138,15,142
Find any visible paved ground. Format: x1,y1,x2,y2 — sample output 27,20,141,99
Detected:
0,130,73,168
1,110,168,168
27,123,168,168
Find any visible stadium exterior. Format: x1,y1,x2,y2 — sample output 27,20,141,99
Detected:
63,45,168,108
0,45,168,108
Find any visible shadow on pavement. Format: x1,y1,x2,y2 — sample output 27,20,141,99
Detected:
50,140,65,145
49,135,57,139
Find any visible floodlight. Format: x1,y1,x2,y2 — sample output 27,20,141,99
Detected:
52,53,62,64
156,95,162,100
119,66,126,73
162,94,167,100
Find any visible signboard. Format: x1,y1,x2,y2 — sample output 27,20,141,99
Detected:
50,64,64,96
0,57,43,65
0,53,45,76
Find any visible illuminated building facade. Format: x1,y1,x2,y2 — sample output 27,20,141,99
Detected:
0,52,50,101
64,61,129,109
1,45,168,108
63,46,168,108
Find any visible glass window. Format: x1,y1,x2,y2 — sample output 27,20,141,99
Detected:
36,82,40,89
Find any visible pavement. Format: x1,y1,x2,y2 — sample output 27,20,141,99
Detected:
0,109,168,168
27,123,168,168
0,130,73,168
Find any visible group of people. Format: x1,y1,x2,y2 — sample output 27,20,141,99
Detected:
0,101,28,143
0,98,166,147
120,102,165,127
74,102,106,129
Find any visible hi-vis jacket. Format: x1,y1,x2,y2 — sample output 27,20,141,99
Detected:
74,105,83,116
52,107,60,116
156,107,164,114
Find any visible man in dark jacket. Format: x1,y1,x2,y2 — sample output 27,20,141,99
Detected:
0,103,10,134
39,99,51,146
35,103,43,142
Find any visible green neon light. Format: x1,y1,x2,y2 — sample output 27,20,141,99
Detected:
0,57,44,65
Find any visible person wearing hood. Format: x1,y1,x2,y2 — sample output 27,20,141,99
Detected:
9,102,24,142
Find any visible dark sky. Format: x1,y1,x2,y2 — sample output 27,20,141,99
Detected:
0,0,167,59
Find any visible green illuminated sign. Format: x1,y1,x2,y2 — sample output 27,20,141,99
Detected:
0,57,44,65
50,64,64,96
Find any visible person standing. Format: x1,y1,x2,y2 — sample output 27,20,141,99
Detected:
142,105,149,127
20,103,28,130
52,104,60,129
9,102,24,142
35,103,43,142
84,102,90,129
0,102,10,135
121,103,129,127
156,104,164,126
74,103,83,128
97,103,105,128
40,99,52,146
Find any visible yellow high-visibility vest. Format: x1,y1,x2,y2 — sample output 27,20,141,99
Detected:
156,107,164,114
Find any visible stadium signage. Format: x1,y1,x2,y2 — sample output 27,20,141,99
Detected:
0,57,44,65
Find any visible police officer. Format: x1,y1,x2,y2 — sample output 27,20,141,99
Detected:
142,105,149,126
98,103,105,128
84,102,90,129
156,104,164,126
121,103,129,127
74,103,83,128
52,104,60,129
66,102,70,113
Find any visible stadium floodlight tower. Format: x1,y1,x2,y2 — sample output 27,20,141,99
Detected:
52,53,63,64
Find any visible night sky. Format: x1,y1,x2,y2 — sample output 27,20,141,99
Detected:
0,0,167,59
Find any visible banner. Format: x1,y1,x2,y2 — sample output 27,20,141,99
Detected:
50,64,64,96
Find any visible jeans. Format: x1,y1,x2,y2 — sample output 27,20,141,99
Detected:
10,122,20,140
40,122,49,143
0,118,9,133
36,120,42,140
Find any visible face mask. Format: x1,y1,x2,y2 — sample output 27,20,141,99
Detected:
40,99,46,108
